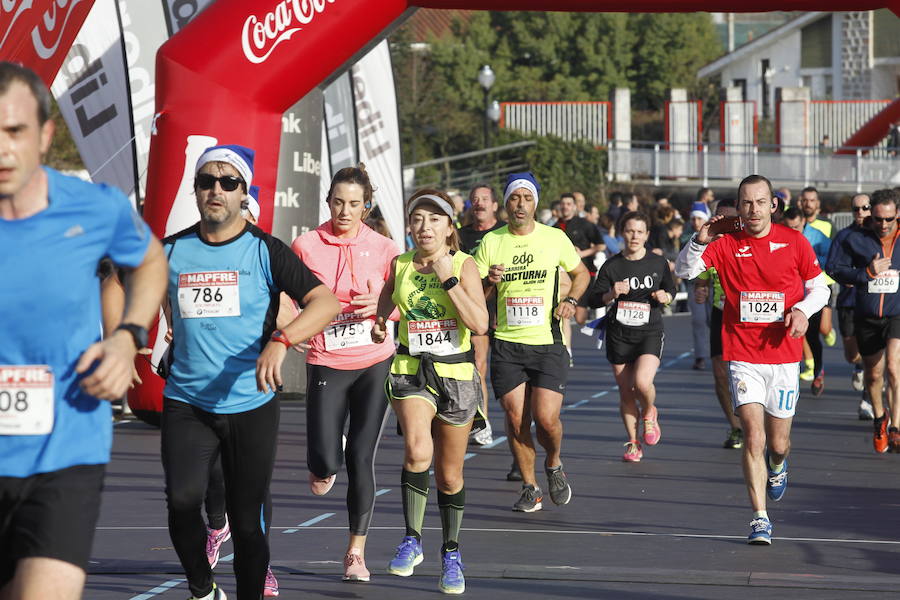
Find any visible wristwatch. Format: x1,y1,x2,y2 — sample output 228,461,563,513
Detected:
270,329,293,349
116,323,149,349
441,276,460,291
563,296,579,307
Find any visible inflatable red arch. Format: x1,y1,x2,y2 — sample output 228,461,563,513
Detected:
130,0,900,418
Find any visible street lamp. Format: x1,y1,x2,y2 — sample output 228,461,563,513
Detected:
478,65,495,149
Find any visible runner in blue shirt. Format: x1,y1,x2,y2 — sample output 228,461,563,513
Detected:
161,144,339,600
0,62,168,599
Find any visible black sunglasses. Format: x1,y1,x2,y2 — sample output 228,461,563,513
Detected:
852,205,871,212
195,173,245,192
872,216,897,224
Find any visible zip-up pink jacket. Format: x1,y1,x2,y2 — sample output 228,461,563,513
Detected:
292,221,399,369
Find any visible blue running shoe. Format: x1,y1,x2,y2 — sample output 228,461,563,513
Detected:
439,550,465,594
765,451,788,502
748,517,772,545
387,536,423,577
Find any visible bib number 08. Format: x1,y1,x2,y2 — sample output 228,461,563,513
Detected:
0,390,28,412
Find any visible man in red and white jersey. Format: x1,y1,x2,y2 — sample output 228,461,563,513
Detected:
675,174,829,545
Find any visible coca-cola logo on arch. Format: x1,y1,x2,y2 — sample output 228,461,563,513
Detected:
241,0,335,65
31,0,87,60
1,1,35,50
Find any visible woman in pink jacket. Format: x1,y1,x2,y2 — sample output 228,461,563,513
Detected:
291,165,399,582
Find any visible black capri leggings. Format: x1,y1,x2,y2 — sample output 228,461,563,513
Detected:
306,357,392,536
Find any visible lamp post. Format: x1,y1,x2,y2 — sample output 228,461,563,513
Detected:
478,65,495,149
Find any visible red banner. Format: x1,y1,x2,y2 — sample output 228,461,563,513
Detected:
0,0,95,85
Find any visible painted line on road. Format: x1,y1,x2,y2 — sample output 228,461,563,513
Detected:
128,578,187,600
283,511,336,534
375,488,392,497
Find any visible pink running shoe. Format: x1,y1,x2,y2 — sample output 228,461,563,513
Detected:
264,566,279,597
642,406,661,446
309,472,336,496
342,549,370,582
622,440,643,462
206,518,231,568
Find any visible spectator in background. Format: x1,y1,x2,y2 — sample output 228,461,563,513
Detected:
573,191,587,218
584,203,601,225
888,120,900,157
606,191,624,223
598,214,621,258
776,187,792,207
655,193,671,209
692,187,714,217
649,205,676,250
538,208,554,225
686,208,711,370
448,190,466,227
548,199,562,226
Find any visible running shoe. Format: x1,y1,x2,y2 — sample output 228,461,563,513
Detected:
748,517,772,545
512,484,543,512
851,365,865,392
471,421,493,446
889,428,900,454
811,373,825,397
263,567,279,597
439,550,466,595
622,440,643,462
189,584,227,600
343,549,370,582
206,518,231,569
799,359,815,382
545,464,572,505
506,460,523,482
874,416,889,454
765,451,788,502
308,472,336,496
858,396,874,421
692,358,706,370
387,536,423,577
824,329,837,347
642,406,661,445
723,428,743,449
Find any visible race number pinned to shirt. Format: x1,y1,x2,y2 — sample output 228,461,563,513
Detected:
408,319,461,356
868,270,899,294
506,297,544,327
740,291,785,323
178,271,241,319
0,366,54,435
324,312,373,351
616,301,650,326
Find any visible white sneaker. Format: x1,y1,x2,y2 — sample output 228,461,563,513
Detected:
851,368,865,392
859,398,874,421
472,421,493,446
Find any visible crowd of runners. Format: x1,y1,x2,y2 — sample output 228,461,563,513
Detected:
3,60,900,599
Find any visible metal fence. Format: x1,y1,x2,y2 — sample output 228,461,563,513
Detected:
500,101,612,146
608,141,900,191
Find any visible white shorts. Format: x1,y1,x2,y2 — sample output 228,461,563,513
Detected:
729,361,800,419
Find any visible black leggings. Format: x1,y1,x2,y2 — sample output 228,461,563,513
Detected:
162,397,278,600
306,358,391,536
805,311,824,377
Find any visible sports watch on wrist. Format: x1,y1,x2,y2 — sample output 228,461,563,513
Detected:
563,296,579,307
270,329,292,349
441,276,460,291
116,323,148,349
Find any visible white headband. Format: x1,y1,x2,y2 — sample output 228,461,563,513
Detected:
195,148,253,188
504,179,539,204
407,194,455,219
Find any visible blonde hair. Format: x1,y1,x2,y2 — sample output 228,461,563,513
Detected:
407,188,460,252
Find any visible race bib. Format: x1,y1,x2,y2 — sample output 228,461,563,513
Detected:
178,271,240,319
868,270,899,294
616,301,650,326
408,319,461,356
324,313,373,351
0,366,54,435
740,291,784,323
506,297,544,327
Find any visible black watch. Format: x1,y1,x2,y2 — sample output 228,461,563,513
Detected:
117,323,149,349
563,296,579,307
441,276,460,291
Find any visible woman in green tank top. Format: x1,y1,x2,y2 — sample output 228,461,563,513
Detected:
372,188,487,595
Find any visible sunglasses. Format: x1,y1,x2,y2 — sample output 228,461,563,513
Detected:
852,205,871,212
872,216,897,224
195,174,245,192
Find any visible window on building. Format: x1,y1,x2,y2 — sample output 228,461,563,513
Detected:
732,78,747,101
873,9,900,59
801,15,833,69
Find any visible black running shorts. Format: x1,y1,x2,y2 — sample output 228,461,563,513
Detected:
837,306,855,339
0,464,105,586
709,307,723,358
605,324,664,365
490,338,569,398
855,315,900,357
